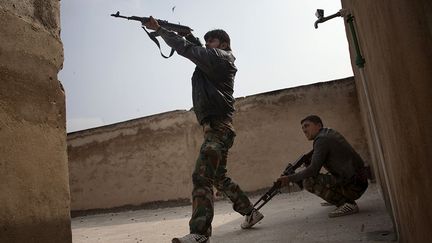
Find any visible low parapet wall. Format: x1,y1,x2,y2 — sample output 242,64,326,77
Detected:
68,77,370,212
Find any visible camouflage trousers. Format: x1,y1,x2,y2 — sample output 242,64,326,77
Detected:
189,123,254,236
303,173,368,206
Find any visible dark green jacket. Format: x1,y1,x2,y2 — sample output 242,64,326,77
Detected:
157,27,236,124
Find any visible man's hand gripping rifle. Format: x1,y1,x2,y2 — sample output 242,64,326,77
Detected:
253,150,313,211
111,11,194,58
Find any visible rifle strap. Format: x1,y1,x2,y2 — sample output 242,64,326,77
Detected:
141,26,175,58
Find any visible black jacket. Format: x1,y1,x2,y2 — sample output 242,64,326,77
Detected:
157,27,237,124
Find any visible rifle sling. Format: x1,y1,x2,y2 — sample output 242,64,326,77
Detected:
141,26,175,59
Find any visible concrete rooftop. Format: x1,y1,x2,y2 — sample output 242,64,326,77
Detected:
72,183,396,243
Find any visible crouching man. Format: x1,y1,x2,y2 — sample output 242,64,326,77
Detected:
277,115,369,217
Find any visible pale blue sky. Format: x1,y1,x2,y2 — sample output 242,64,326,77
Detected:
60,0,352,132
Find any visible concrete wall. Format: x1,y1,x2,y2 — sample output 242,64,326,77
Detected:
0,1,71,243
340,1,432,242
68,77,371,212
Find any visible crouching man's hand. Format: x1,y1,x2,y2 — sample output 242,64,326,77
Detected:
276,176,290,188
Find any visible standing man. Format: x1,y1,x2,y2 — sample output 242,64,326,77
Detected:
277,115,369,217
144,17,263,243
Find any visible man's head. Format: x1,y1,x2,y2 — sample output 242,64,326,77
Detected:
301,115,323,140
204,29,231,51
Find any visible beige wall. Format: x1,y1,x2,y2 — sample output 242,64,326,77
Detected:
0,1,71,243
68,77,371,212
341,1,432,242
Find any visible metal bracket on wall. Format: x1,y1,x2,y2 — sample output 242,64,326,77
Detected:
346,15,366,68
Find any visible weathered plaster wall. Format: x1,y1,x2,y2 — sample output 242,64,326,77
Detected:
340,1,432,242
0,1,71,242
68,110,202,211
68,77,370,212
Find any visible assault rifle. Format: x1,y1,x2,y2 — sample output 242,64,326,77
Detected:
111,11,193,35
110,11,194,58
253,150,313,211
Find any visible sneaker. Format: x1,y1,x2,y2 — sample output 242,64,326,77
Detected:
241,209,264,229
172,234,209,243
328,202,359,218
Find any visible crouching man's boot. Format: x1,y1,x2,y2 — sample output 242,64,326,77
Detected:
328,202,359,218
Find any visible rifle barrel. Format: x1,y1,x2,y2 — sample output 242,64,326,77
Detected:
110,11,128,19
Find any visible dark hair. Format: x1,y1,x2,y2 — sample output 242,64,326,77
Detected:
301,115,323,127
204,29,231,51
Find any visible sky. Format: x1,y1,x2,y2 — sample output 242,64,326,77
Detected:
60,0,353,132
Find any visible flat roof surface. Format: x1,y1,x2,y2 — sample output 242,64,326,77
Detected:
72,183,395,242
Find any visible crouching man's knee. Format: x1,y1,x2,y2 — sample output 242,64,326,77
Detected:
303,177,316,193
